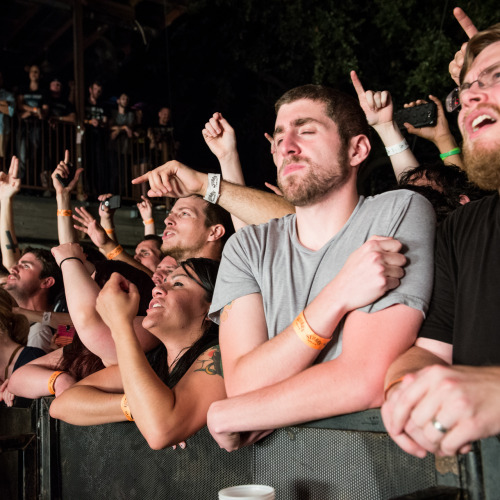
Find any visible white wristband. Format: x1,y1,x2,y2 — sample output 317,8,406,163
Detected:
42,311,52,326
204,173,221,204
385,139,409,157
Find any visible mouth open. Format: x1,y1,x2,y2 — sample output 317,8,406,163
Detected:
472,114,497,132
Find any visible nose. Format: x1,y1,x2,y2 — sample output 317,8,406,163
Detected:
134,254,141,263
460,83,489,109
164,213,175,227
277,131,301,157
152,285,167,297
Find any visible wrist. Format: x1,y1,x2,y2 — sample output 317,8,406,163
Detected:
372,120,399,138
435,136,458,154
197,172,209,197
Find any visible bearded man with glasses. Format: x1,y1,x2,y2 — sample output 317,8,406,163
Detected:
382,22,500,459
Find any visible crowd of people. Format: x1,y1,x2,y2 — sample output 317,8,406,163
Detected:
1,6,500,469
0,68,176,198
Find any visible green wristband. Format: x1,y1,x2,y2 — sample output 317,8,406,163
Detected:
439,147,461,160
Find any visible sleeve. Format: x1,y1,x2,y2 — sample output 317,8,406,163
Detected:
418,217,455,344
360,192,436,316
208,229,262,324
27,323,55,353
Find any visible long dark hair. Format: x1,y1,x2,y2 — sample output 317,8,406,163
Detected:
146,258,220,388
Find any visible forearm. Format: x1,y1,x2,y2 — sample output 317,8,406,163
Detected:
56,193,77,244
0,198,20,269
113,323,181,447
50,385,125,425
210,357,383,434
384,345,449,389
9,364,57,398
224,285,348,396
372,122,419,181
15,308,73,328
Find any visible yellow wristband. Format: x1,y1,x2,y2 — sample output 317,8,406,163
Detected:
121,394,134,421
142,218,154,225
57,209,72,217
48,370,64,395
292,311,330,350
104,228,115,235
106,244,123,260
384,376,405,401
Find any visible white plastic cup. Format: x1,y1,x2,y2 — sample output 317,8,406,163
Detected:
218,484,275,500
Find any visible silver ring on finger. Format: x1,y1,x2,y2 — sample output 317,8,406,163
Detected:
432,417,448,434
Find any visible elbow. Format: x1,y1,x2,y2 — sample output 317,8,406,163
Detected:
49,398,63,420
142,428,178,450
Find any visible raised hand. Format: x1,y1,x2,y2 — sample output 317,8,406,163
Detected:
51,150,83,195
449,8,478,85
73,206,110,248
51,242,87,267
0,156,21,200
403,96,450,142
96,272,141,332
350,70,393,127
137,195,153,221
202,112,237,160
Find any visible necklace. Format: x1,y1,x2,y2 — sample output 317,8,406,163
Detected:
4,345,23,380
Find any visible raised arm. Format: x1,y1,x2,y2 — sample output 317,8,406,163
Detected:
403,96,464,169
97,193,118,242
51,243,157,366
202,112,246,230
132,160,294,225
52,150,84,244
0,156,21,269
72,206,153,277
350,71,419,181
449,7,478,85
136,196,156,236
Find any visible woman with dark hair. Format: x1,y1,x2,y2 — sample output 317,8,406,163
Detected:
50,258,225,450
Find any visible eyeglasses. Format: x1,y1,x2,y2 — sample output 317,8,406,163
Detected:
445,60,500,113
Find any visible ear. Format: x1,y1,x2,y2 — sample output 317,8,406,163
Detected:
40,276,55,289
207,224,225,243
348,134,371,168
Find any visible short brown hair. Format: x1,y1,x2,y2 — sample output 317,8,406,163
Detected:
274,85,369,147
460,23,500,83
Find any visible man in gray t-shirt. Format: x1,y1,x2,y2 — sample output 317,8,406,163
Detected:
205,85,435,451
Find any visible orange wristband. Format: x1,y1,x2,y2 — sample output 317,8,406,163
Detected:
292,311,331,350
48,370,64,395
384,376,405,401
121,394,134,422
57,209,72,217
106,244,123,260
104,228,115,235
142,218,154,225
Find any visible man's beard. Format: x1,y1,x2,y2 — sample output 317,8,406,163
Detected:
161,242,206,262
463,136,500,191
277,148,350,207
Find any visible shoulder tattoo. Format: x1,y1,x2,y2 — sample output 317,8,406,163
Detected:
194,345,223,378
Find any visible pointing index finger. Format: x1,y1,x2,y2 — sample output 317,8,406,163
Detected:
453,7,478,39
64,149,70,165
350,70,365,98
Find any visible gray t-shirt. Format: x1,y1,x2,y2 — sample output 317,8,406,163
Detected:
209,190,435,362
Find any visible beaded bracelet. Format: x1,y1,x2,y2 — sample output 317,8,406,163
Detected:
48,371,64,395
57,209,72,217
292,311,331,350
106,245,123,260
121,394,134,421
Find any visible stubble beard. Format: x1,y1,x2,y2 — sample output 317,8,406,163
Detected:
277,148,350,207
161,241,206,262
